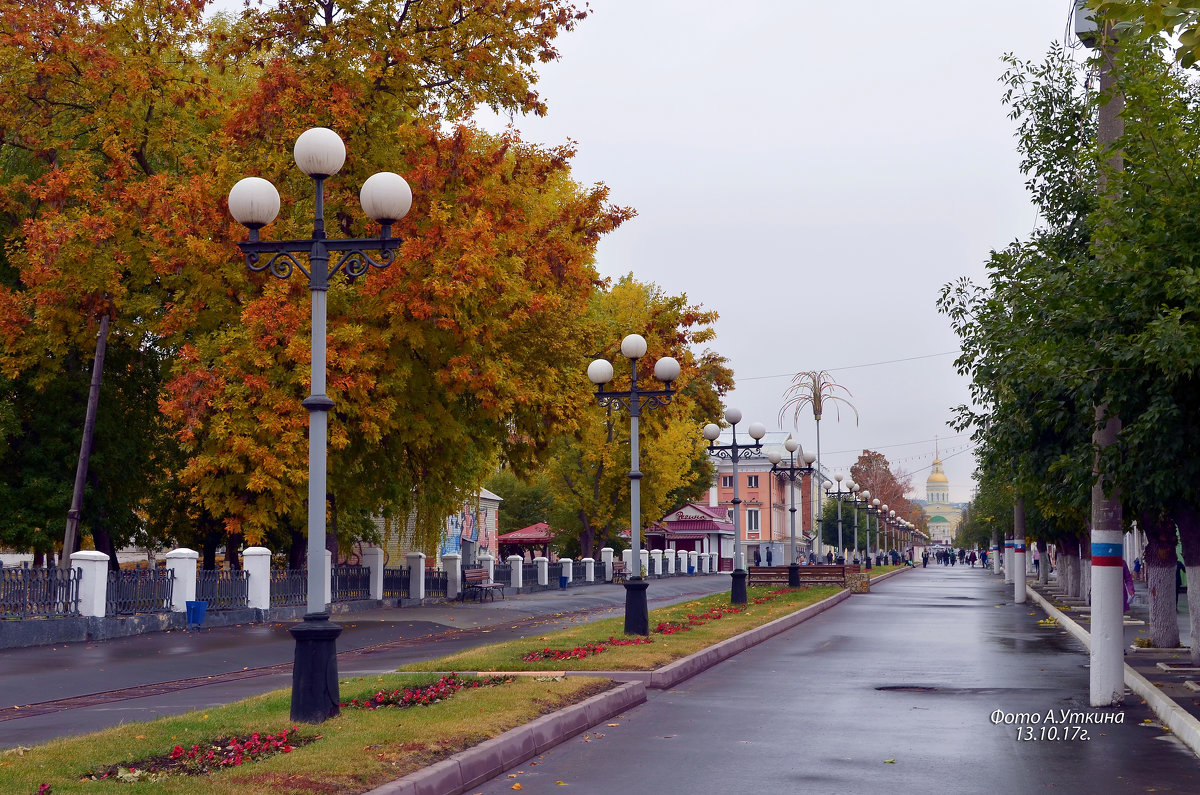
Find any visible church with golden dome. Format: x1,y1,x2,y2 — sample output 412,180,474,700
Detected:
922,447,962,544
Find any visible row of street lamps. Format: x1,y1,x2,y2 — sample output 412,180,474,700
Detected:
226,128,925,723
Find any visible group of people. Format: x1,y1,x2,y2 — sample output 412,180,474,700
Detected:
921,548,980,568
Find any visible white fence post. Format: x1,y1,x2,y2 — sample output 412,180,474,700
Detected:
534,556,549,587
444,553,462,600
561,559,573,585
601,548,614,582
164,548,198,612
664,550,676,575
325,549,334,606
71,551,109,618
407,552,426,600
243,546,271,609
363,546,384,600
582,557,595,582
479,553,495,583
650,550,663,577
508,555,523,589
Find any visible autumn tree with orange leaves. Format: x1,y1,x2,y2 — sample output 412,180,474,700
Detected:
0,0,628,564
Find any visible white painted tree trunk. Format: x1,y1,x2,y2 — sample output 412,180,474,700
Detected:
1038,542,1050,586
1081,559,1092,605
1147,563,1180,649
1188,565,1200,665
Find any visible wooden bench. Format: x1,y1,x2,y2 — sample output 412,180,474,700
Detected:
460,567,504,602
611,560,628,584
747,564,861,588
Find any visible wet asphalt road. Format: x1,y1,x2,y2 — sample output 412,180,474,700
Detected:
475,566,1200,794
0,576,729,749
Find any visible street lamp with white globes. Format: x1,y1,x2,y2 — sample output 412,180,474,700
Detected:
703,409,765,605
228,127,413,724
587,334,680,636
858,489,872,570
823,474,856,564
870,498,881,565
766,438,817,587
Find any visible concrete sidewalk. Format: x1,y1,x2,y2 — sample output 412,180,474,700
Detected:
395,565,1199,795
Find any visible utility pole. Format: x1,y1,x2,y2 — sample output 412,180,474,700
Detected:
60,314,110,569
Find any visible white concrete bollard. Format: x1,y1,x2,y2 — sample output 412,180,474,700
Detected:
71,551,110,618
242,547,272,610
164,548,199,612
407,552,426,600
362,546,385,600
443,553,462,600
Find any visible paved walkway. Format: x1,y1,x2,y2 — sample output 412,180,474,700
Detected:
468,565,1199,794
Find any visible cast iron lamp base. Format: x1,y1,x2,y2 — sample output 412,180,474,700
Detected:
623,578,650,636
289,612,343,723
731,568,748,605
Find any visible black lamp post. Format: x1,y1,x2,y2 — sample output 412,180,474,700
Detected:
227,127,413,723
587,335,679,636
704,409,766,605
858,489,873,570
823,474,858,565
766,438,816,587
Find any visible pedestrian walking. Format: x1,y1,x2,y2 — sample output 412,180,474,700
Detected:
754,548,762,567
766,547,773,566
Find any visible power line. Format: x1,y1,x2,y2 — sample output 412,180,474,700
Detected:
736,351,958,382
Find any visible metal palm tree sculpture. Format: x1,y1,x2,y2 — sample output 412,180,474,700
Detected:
778,370,858,557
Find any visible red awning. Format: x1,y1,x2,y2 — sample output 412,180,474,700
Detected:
497,522,553,545
665,519,734,535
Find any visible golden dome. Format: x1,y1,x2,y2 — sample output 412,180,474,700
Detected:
927,471,948,483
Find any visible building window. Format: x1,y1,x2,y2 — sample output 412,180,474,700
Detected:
746,509,760,531
721,476,733,488
747,475,759,488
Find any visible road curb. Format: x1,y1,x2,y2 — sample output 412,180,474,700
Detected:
362,680,647,795
1026,584,1200,759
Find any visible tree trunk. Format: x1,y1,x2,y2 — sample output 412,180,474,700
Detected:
1038,540,1049,586
1081,540,1092,605
1176,504,1200,664
202,533,218,571
579,512,595,560
1142,510,1181,649
225,533,243,570
33,550,45,568
1059,536,1080,598
289,527,306,570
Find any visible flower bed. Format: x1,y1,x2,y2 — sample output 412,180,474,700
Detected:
521,636,653,662
340,673,513,710
85,728,313,782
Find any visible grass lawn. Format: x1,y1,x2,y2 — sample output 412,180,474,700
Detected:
0,583,847,793
0,674,613,794
400,584,839,673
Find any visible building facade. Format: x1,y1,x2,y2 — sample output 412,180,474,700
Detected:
921,455,962,545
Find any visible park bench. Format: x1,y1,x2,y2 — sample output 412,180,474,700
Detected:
747,564,861,588
611,560,628,584
460,567,504,602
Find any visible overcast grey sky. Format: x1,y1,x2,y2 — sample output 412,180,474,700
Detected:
213,0,1081,502
469,1,1084,502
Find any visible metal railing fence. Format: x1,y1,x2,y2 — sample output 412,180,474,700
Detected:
332,565,371,602
0,566,81,618
382,567,408,598
270,569,307,607
195,569,250,610
105,568,174,616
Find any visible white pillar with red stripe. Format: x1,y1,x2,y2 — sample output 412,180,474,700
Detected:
1090,534,1126,705
1004,539,1014,584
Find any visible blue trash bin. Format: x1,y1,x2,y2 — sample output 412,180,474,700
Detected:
687,565,695,575
185,600,207,630
559,575,569,589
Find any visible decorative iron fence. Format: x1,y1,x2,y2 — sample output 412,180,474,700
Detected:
270,569,307,607
424,568,447,598
0,565,81,618
490,564,511,587
195,569,250,610
105,568,174,616
332,565,371,602
521,562,544,590
382,567,408,598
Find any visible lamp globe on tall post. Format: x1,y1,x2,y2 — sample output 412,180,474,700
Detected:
703,409,765,605
889,509,898,560
588,334,679,636
767,437,815,587
228,128,412,723
871,497,881,564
